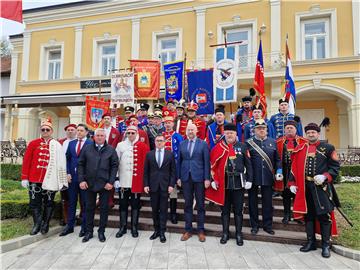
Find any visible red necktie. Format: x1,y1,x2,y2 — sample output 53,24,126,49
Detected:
76,139,82,156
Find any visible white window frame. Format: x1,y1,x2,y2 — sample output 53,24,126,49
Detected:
295,8,337,61
98,42,117,76
301,17,330,60
217,19,257,71
47,49,62,80
39,41,64,80
152,28,182,68
92,34,120,77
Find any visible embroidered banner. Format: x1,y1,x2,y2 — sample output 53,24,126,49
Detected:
110,70,134,107
164,60,184,102
85,96,110,130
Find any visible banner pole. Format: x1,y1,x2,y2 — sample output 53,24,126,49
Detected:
183,52,187,100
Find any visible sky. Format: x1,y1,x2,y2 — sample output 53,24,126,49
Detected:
1,0,84,39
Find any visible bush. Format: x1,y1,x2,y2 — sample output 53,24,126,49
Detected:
340,165,360,177
0,164,21,181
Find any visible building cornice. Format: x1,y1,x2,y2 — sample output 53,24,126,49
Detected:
292,56,360,66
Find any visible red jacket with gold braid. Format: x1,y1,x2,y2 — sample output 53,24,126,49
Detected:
21,138,52,183
178,117,206,140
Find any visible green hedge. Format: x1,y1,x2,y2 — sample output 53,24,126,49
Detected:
1,164,21,181
340,165,360,177
1,200,62,220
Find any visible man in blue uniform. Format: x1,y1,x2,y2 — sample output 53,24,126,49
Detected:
206,105,228,151
235,95,253,142
137,103,150,129
118,105,135,135
244,104,275,140
269,97,303,139
246,119,283,235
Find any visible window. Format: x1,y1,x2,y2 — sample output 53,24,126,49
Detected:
302,18,329,60
99,43,116,76
225,27,252,69
47,49,61,80
39,42,64,80
157,35,179,68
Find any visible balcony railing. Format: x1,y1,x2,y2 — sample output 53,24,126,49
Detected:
189,52,285,73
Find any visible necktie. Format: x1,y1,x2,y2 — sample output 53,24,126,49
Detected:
157,150,162,167
76,139,82,156
188,140,194,157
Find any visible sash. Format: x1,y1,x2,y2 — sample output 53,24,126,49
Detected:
248,138,274,173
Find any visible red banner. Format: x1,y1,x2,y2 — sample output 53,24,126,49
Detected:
129,60,160,100
1,0,22,23
85,96,110,130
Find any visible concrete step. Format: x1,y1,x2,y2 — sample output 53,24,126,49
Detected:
95,214,308,246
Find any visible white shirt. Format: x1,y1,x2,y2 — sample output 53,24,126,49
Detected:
75,138,86,152
104,126,111,142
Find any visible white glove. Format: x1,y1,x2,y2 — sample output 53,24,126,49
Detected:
290,186,297,194
211,181,218,190
114,180,121,189
245,182,252,190
275,173,283,181
314,174,327,185
21,180,29,189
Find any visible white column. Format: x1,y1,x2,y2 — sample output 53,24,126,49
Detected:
21,31,31,81
68,106,85,124
269,78,281,116
73,26,83,78
195,8,206,68
270,0,281,68
9,52,19,95
351,76,360,147
336,100,349,149
3,105,12,140
131,18,140,59
352,0,360,56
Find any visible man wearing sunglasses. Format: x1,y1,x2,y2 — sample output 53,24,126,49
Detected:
21,118,68,235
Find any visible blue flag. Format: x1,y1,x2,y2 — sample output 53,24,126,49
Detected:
164,61,184,102
187,69,214,115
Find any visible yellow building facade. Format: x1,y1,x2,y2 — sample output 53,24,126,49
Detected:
3,0,360,149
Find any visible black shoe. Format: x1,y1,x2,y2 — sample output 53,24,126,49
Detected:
98,232,106,242
236,233,244,246
300,241,317,252
131,229,139,238
149,231,160,240
79,229,86,237
159,233,166,243
40,206,54,235
251,227,258,235
220,234,229,244
282,215,290,225
321,244,331,258
82,232,93,243
116,227,127,238
264,228,275,235
30,208,42,235
59,226,74,237
131,209,139,238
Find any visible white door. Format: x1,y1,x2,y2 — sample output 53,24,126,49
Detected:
296,109,326,140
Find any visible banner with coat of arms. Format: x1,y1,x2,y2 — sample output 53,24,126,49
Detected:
164,60,184,102
85,96,110,130
213,46,238,103
187,69,214,115
129,60,160,100
110,70,134,107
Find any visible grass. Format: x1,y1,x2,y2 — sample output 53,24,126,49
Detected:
334,183,360,250
0,217,34,241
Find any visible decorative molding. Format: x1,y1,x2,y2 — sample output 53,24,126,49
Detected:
21,32,31,81
9,52,19,95
312,77,322,89
292,55,360,66
353,0,360,56
131,18,140,59
74,26,83,78
151,28,183,60
195,7,206,68
297,83,355,103
39,41,65,80
270,0,281,68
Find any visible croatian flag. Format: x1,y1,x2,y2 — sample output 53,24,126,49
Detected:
285,39,296,115
253,40,267,115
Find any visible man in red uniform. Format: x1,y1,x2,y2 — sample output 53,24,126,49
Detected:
21,118,68,235
102,112,121,148
179,101,206,140
276,120,307,224
175,99,187,134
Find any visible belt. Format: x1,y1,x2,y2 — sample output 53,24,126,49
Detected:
306,176,314,182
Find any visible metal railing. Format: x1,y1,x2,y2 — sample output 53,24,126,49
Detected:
337,147,360,165
1,138,27,164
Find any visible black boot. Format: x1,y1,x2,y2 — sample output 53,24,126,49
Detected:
131,209,139,238
30,208,42,235
220,213,230,244
170,198,178,224
321,222,331,258
234,214,243,246
300,221,317,252
282,191,291,224
116,210,128,238
41,206,54,234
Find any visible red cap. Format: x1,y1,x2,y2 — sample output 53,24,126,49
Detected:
102,112,111,119
64,123,77,131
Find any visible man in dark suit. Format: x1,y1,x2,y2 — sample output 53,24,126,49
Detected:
60,124,93,237
178,123,210,242
143,134,176,243
78,128,119,243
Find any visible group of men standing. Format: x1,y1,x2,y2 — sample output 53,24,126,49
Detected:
21,93,340,258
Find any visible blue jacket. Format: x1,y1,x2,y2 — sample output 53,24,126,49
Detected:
246,137,282,186
207,120,228,151
179,138,210,182
66,138,93,182
244,118,276,140
269,112,303,139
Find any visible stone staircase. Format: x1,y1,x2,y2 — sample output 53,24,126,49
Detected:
95,192,308,245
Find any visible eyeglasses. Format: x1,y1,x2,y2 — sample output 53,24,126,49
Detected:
155,139,165,142
126,132,136,135
41,128,51,132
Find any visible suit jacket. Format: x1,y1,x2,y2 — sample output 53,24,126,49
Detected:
66,138,92,182
78,142,119,192
108,127,121,148
143,149,176,192
179,138,210,182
